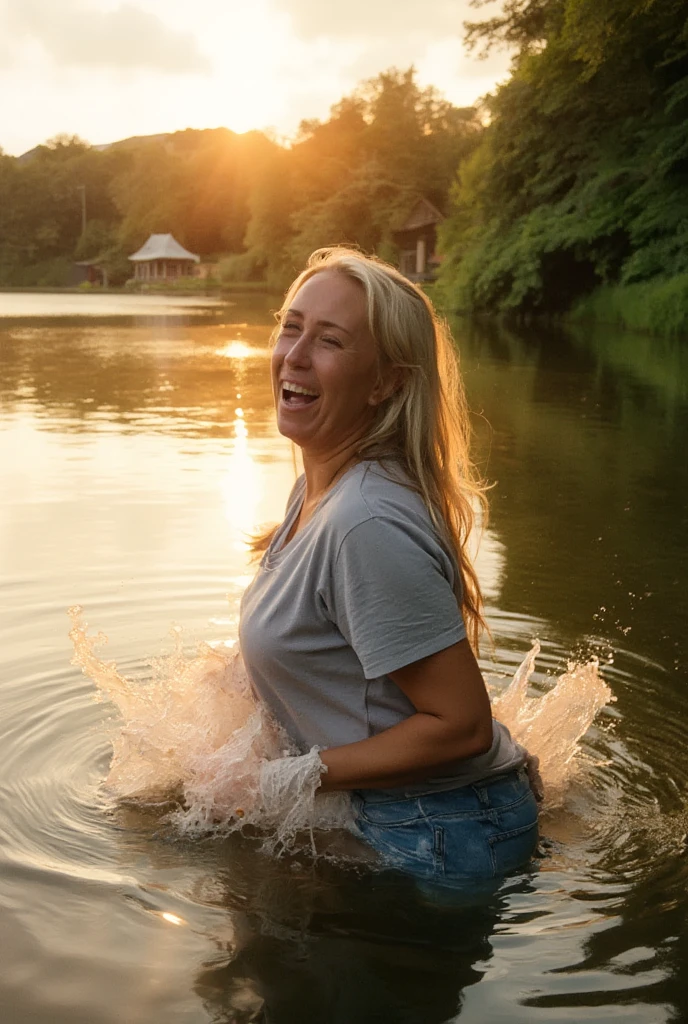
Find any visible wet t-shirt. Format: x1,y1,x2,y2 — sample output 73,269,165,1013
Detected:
239,460,525,791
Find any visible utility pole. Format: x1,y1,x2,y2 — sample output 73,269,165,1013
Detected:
77,185,87,238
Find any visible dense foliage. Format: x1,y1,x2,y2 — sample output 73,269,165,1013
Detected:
0,69,480,289
5,5,688,332
436,0,688,322
249,70,481,287
0,129,277,287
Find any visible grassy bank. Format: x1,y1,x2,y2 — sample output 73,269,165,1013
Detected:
567,276,688,337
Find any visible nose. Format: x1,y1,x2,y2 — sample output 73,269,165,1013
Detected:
282,328,312,369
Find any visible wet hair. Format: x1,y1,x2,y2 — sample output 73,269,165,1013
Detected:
260,246,490,650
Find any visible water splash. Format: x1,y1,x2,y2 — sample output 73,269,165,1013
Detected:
69,610,612,852
493,640,613,804
68,607,355,854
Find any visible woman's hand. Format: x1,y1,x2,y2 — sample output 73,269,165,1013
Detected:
318,639,494,791
525,753,545,803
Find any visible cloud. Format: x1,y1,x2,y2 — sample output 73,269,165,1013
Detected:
2,0,209,72
0,0,511,155
267,0,512,108
272,0,470,40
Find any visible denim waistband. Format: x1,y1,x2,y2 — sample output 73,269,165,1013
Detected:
354,766,528,804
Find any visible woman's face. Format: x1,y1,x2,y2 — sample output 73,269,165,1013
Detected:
271,270,387,456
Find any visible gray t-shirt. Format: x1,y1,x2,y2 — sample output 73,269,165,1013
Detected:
239,460,525,791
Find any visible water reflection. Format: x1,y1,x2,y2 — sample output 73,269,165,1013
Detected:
453,317,688,673
194,881,501,1024
222,407,263,541
113,813,509,1024
0,292,228,320
1,294,688,1022
216,340,270,361
0,321,276,439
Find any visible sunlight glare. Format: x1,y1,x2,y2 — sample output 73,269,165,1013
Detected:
221,408,261,541
216,341,260,360
160,912,184,926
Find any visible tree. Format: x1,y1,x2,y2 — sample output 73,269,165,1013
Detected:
436,0,688,313
236,67,482,284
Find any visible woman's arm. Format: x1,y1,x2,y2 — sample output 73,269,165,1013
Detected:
318,639,494,792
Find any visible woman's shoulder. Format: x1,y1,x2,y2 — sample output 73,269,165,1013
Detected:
328,460,431,534
327,461,459,586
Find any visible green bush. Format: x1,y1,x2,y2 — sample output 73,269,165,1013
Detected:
124,275,219,295
216,251,263,284
8,256,74,287
568,276,688,336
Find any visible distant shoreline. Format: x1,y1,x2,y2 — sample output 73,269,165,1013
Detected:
0,283,280,296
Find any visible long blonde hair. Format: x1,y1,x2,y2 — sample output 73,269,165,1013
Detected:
255,246,490,651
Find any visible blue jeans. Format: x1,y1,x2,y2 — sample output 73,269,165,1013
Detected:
352,768,539,884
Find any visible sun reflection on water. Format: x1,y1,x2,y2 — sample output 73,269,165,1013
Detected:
160,912,184,927
215,340,265,360
220,405,261,545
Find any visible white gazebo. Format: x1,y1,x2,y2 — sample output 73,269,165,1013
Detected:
128,233,200,282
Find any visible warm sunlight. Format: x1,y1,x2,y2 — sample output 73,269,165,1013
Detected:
215,341,264,360
220,400,262,541
3,0,687,1016
160,912,184,926
0,0,510,155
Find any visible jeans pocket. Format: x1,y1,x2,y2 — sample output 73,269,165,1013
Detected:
354,799,438,876
354,796,423,828
489,816,539,876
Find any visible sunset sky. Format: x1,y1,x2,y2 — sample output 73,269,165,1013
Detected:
1,0,511,156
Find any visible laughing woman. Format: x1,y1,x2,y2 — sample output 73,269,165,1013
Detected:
239,247,539,884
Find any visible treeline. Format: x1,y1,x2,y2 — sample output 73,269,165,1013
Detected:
0,128,280,287
5,0,688,334
435,0,688,332
0,69,480,289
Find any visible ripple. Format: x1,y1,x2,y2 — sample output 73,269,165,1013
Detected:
482,618,688,892
0,599,686,1024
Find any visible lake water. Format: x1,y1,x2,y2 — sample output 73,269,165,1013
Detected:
1,293,687,1023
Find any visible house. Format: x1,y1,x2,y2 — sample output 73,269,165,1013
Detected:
73,259,108,287
393,198,445,282
128,233,200,282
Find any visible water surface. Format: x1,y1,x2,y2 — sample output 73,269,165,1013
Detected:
1,293,686,1023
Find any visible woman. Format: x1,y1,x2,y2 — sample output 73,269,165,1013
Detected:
239,247,539,883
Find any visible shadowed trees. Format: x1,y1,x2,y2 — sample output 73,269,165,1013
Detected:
0,69,480,291
436,0,688,323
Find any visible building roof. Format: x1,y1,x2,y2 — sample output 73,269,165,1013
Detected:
395,198,445,233
128,233,200,262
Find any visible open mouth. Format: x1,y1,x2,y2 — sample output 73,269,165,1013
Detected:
281,384,319,407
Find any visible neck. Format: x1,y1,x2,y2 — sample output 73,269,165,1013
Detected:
301,438,362,505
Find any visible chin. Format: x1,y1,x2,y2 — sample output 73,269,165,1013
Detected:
275,416,309,447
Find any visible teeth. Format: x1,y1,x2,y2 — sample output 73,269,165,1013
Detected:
283,383,319,397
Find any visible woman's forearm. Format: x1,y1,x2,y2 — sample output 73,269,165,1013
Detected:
318,711,493,792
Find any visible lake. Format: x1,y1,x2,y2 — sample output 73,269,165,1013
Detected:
1,292,687,1023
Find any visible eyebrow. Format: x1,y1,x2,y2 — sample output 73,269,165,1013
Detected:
284,308,353,336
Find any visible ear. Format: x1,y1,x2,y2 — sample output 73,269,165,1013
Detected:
368,366,405,407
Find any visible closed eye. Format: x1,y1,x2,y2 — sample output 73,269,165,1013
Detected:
321,335,342,347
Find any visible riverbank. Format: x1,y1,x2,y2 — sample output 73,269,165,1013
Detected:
565,276,688,337
428,276,688,340
0,280,280,297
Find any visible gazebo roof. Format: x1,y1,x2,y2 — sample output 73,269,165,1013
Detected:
128,233,200,262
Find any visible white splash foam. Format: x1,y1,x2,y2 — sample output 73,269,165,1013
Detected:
69,609,612,851
68,607,355,854
493,640,613,803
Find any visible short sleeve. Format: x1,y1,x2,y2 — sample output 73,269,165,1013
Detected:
327,516,466,679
